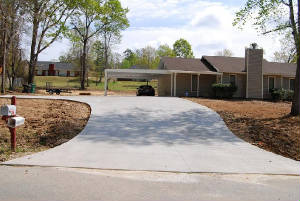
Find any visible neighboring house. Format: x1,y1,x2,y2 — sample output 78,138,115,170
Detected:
105,48,296,99
35,61,80,77
157,48,296,99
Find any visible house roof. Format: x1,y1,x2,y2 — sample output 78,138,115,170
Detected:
262,61,296,76
202,56,246,73
36,61,75,71
159,57,215,72
202,56,297,76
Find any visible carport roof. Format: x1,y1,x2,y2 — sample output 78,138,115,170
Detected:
105,68,221,79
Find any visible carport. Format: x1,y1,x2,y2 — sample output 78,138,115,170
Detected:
104,69,221,97
104,69,171,96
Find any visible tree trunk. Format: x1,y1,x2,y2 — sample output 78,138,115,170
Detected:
81,40,87,90
290,0,300,116
1,30,7,94
28,2,39,84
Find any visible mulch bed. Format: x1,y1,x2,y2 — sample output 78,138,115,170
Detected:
0,98,91,162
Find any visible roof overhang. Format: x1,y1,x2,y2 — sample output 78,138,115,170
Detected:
263,73,296,77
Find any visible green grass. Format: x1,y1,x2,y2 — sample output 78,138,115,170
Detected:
34,76,157,92
35,76,81,89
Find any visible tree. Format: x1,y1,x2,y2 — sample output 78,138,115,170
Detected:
68,0,128,89
156,44,175,57
25,0,75,84
0,0,24,93
173,38,194,58
122,48,136,68
215,49,234,57
273,32,297,63
141,46,158,69
234,0,300,116
98,0,129,82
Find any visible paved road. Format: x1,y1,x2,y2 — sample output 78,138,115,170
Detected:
2,96,300,174
0,166,299,201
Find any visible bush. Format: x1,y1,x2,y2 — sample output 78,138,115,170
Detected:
212,83,237,99
270,88,294,101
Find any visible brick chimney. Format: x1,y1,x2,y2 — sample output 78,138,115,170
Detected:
245,45,264,99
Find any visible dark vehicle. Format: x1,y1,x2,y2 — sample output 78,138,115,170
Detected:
136,85,155,96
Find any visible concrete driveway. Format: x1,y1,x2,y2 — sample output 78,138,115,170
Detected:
2,96,299,174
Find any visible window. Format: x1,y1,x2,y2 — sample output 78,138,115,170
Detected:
269,77,275,92
290,79,295,91
229,74,236,86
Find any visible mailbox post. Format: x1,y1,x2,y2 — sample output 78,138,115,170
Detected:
0,96,25,151
10,96,16,151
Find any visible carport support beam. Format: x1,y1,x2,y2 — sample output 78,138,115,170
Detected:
174,73,177,97
104,71,108,96
171,73,173,96
197,74,200,97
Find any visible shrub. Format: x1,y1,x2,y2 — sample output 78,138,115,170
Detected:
212,83,237,99
270,88,294,101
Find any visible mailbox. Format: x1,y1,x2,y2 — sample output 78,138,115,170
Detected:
1,105,17,116
7,116,25,128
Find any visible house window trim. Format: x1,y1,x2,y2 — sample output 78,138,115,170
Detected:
268,76,276,92
229,74,237,86
289,78,295,91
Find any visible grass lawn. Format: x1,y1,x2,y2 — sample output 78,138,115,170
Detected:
186,98,300,161
34,76,157,92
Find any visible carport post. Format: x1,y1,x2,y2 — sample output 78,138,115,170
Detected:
170,73,173,96
174,73,177,97
104,71,108,96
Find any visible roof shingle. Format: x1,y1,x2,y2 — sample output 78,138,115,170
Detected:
159,57,215,72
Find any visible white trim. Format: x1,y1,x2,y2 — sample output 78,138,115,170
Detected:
170,73,173,96
190,74,193,92
197,74,200,97
174,73,177,97
104,71,108,96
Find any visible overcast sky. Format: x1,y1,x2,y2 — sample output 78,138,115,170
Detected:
38,0,281,61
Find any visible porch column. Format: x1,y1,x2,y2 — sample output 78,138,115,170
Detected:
190,74,193,92
170,73,173,96
174,73,177,97
104,71,108,96
197,74,200,97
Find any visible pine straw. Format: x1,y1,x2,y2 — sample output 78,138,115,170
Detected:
186,98,300,161
0,98,90,162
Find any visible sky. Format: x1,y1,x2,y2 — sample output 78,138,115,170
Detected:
38,0,281,61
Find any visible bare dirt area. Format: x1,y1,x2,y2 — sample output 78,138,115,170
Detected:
0,98,91,162
186,98,300,161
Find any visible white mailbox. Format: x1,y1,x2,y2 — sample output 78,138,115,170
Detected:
7,116,25,128
1,105,17,116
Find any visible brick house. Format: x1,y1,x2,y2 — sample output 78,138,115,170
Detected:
35,61,80,77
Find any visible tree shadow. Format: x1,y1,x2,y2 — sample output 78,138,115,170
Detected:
76,107,243,146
